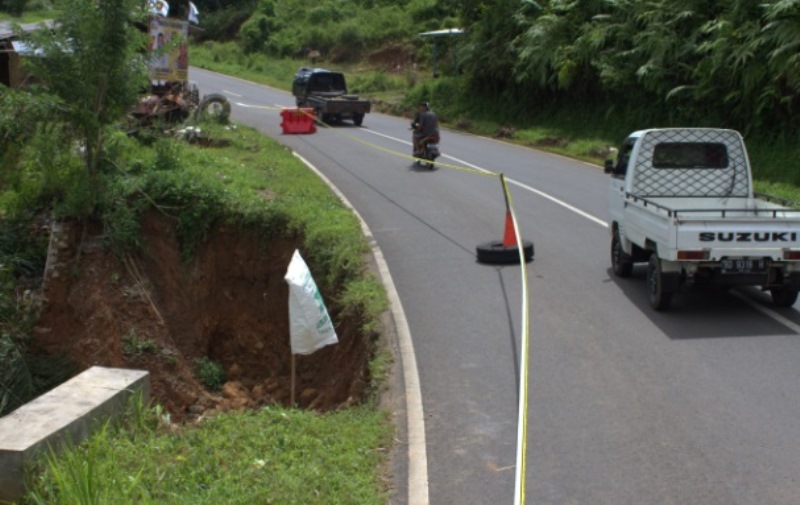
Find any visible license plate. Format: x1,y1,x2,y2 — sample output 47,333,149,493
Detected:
720,258,768,274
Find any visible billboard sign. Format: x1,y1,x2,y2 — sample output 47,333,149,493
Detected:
148,17,188,82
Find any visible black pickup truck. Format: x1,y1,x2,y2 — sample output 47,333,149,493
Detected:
292,67,371,126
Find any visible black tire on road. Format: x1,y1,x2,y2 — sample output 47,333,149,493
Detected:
353,113,364,126
770,286,799,307
611,230,633,277
476,240,534,265
198,93,231,122
646,254,672,311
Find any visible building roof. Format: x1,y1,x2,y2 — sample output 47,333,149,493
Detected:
418,28,464,38
0,20,55,41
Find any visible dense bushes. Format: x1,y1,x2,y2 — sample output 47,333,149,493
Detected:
213,0,799,138
459,0,800,137
229,0,440,61
0,0,28,16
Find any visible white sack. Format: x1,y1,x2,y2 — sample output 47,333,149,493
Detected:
284,250,338,355
188,1,199,24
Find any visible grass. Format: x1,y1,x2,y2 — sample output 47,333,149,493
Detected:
21,396,392,505
0,9,59,24
191,42,301,91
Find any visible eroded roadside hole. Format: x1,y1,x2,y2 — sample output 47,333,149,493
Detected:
34,210,372,422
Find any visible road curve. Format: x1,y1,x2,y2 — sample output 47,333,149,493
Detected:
191,67,800,505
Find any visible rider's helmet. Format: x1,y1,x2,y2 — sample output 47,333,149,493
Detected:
419,101,429,109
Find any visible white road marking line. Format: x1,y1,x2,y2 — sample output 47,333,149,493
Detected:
730,291,800,333
363,128,800,332
292,152,430,505
364,129,608,228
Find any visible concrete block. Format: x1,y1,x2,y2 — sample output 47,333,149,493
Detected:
0,366,150,503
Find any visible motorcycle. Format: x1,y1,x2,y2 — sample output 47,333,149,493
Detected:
411,121,440,169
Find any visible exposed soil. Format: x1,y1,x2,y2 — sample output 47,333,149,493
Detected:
365,45,415,73
34,210,372,422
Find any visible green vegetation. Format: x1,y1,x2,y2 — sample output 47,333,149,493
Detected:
0,108,390,415
0,8,55,23
122,332,158,356
2,3,392,502
19,0,150,183
21,395,392,505
192,42,299,92
193,356,226,391
2,77,392,505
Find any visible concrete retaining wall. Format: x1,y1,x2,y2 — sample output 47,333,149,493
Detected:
0,366,150,503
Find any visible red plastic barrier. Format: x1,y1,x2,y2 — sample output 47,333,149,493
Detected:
280,108,316,134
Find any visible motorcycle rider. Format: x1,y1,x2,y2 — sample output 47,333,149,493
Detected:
412,101,439,157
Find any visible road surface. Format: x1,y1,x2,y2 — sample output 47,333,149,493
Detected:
191,67,800,505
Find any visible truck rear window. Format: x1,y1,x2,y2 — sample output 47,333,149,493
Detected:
652,142,729,169
309,73,346,92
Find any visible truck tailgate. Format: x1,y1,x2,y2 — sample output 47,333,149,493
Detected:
675,217,800,260
308,96,371,114
621,196,800,261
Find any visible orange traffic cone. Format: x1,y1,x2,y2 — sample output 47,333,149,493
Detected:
502,210,517,247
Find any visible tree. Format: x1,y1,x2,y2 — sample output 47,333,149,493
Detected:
0,0,28,17
19,0,150,181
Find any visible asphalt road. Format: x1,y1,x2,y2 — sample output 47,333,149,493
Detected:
191,67,800,505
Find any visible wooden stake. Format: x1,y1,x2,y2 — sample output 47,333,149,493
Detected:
290,353,296,407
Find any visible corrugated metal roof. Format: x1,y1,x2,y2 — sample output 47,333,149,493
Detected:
0,20,55,41
418,28,464,38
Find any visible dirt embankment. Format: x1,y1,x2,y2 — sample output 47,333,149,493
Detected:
34,210,371,422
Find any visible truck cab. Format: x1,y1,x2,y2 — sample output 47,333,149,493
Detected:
292,67,371,126
292,67,347,96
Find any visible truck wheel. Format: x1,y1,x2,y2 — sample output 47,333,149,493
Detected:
770,286,798,307
647,254,672,311
198,93,231,122
476,240,534,265
611,230,633,278
353,113,364,126
188,82,200,107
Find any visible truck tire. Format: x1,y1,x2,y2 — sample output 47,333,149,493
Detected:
198,93,231,122
315,108,326,125
476,240,534,265
611,230,633,277
353,113,364,126
647,254,672,311
770,286,798,307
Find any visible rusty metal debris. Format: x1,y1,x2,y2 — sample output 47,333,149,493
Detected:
131,81,200,126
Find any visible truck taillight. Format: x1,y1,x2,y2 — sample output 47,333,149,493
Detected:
783,250,800,260
677,250,709,260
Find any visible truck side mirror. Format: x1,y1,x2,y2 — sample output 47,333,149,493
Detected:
604,159,614,174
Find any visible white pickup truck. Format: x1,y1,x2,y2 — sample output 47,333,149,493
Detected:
605,128,800,310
